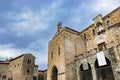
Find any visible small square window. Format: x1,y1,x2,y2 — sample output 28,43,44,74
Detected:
27,69,30,73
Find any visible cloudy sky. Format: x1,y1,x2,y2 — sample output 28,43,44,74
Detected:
0,0,120,70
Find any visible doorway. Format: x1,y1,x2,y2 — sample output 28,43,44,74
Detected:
51,66,58,80
80,63,93,80
95,58,114,80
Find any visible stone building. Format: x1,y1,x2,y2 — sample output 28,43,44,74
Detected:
0,53,38,80
0,61,11,80
38,70,47,80
34,65,39,80
47,7,120,80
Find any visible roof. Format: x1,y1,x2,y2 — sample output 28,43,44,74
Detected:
103,7,120,19
38,69,47,72
10,53,35,61
10,54,24,61
51,26,79,42
0,61,9,64
34,65,39,67
64,27,79,33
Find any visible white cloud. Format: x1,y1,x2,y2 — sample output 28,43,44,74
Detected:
27,39,48,68
6,0,63,36
0,43,48,69
0,28,6,34
0,44,21,59
66,0,120,30
92,0,120,14
10,8,50,36
1,0,119,70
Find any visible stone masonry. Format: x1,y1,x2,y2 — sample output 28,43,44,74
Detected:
47,7,120,80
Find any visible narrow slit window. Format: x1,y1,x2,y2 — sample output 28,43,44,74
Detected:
58,47,60,55
84,33,87,40
92,29,96,36
51,51,53,59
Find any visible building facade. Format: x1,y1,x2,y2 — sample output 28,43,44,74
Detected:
38,70,47,80
47,7,120,80
0,53,38,80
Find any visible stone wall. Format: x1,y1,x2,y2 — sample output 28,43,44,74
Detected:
38,70,47,80
47,29,66,80
64,30,86,80
47,7,120,80
0,63,11,80
9,54,35,80
10,55,24,80
22,54,35,80
76,46,120,80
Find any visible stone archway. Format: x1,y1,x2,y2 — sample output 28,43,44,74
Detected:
80,63,93,80
95,57,115,80
51,66,58,80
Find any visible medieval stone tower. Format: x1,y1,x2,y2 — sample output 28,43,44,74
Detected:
0,53,36,80
47,7,120,80
47,22,86,80
9,54,36,80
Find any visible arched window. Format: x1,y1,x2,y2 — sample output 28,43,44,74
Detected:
83,33,86,40
95,57,114,80
27,59,32,64
2,75,6,79
0,73,1,78
107,20,111,27
92,29,96,36
80,63,93,80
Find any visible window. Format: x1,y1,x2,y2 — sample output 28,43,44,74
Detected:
92,29,96,36
0,73,1,78
27,59,29,64
94,48,97,53
33,76,37,80
96,22,105,34
98,42,106,51
29,60,31,64
2,75,6,79
74,44,76,51
18,64,19,67
83,33,86,40
58,47,60,55
14,65,16,68
27,59,32,64
51,51,53,59
27,69,30,73
107,20,111,27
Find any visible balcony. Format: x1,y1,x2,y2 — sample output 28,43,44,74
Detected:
96,25,105,34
